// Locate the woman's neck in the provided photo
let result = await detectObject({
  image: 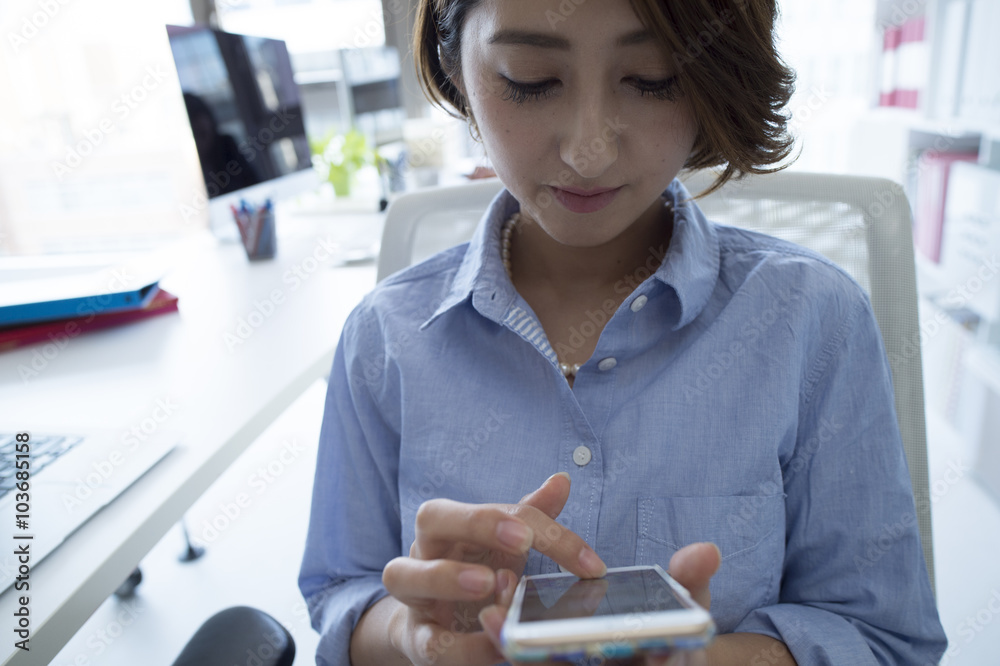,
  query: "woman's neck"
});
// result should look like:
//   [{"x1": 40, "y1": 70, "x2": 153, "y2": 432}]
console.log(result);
[{"x1": 509, "y1": 198, "x2": 674, "y2": 299}]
